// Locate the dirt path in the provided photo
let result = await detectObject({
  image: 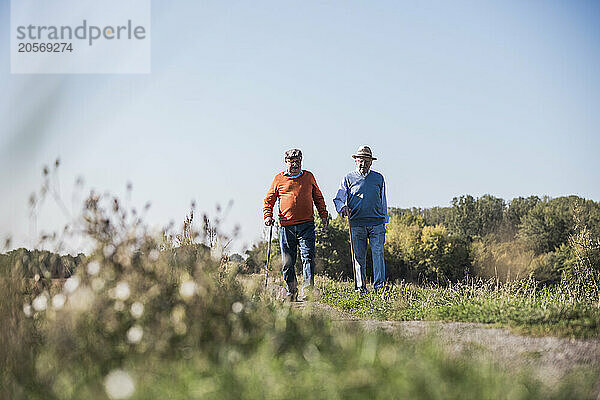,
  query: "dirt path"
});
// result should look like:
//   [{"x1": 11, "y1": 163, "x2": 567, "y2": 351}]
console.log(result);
[{"x1": 264, "y1": 281, "x2": 600, "y2": 391}]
